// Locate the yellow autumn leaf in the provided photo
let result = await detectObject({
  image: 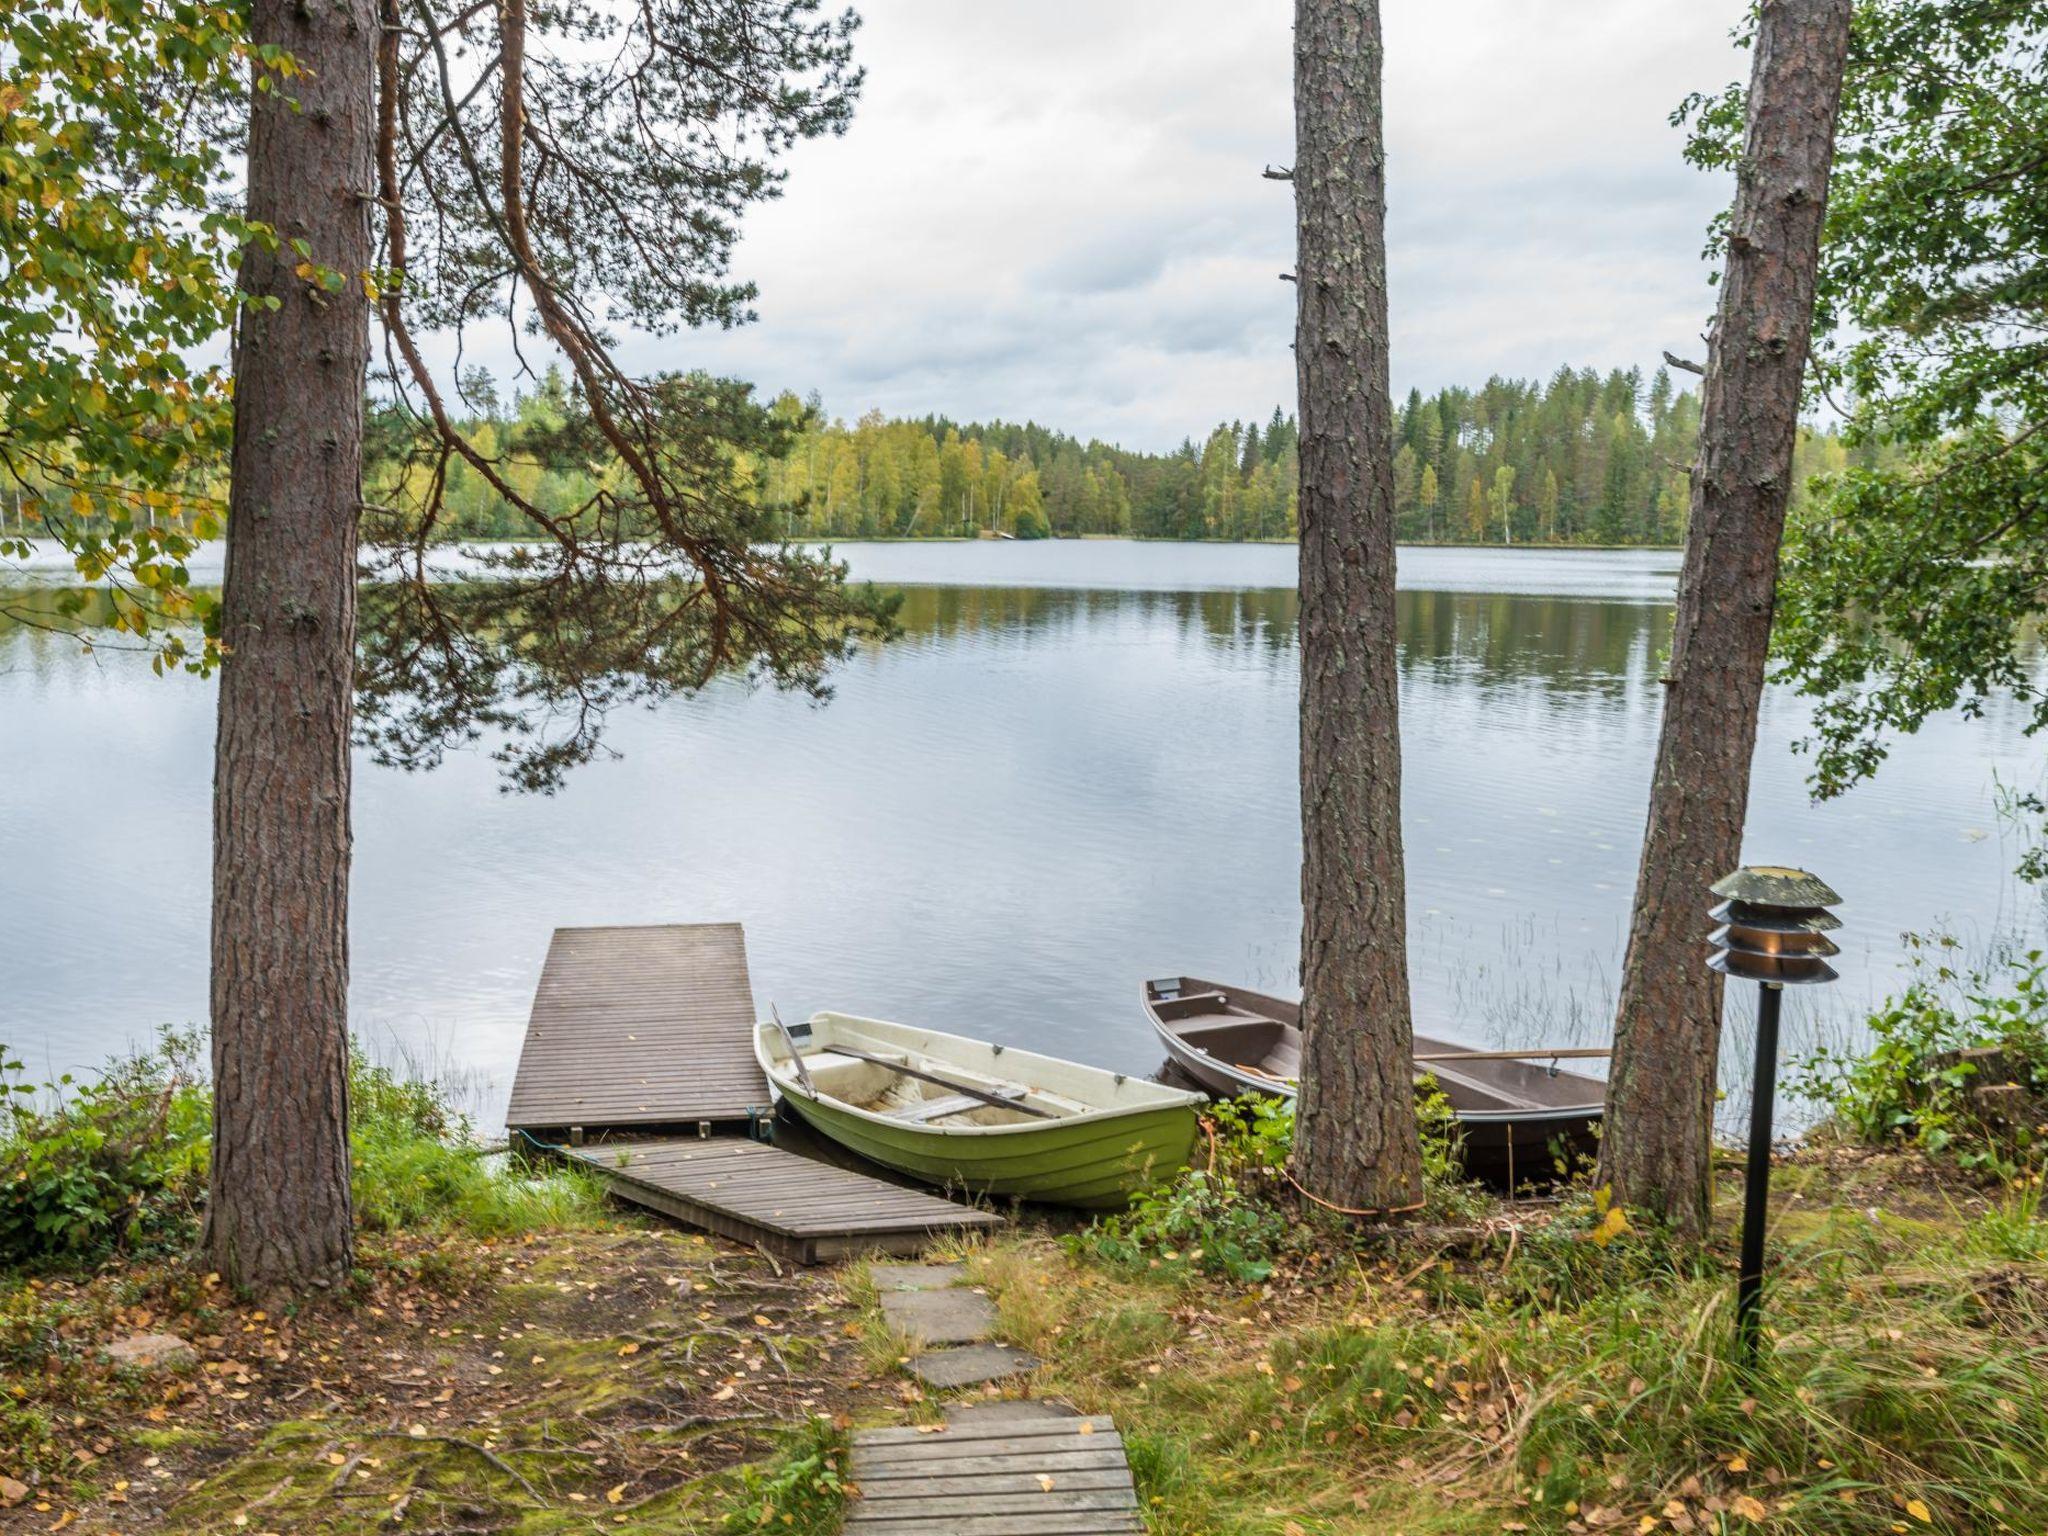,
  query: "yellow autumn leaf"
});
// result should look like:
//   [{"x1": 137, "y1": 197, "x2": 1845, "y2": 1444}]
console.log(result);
[
  {"x1": 1904, "y1": 1499, "x2": 1932, "y2": 1523},
  {"x1": 605, "y1": 1483, "x2": 626, "y2": 1505},
  {"x1": 1731, "y1": 1493, "x2": 1769, "y2": 1521},
  {"x1": 1589, "y1": 1203, "x2": 1631, "y2": 1248}
]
